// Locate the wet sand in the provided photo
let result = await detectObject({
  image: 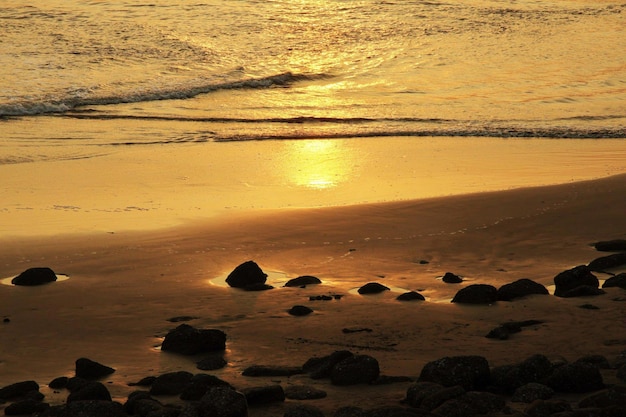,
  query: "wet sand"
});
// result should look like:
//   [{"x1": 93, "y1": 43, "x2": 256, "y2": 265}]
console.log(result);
[{"x1": 1, "y1": 171, "x2": 625, "y2": 414}]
